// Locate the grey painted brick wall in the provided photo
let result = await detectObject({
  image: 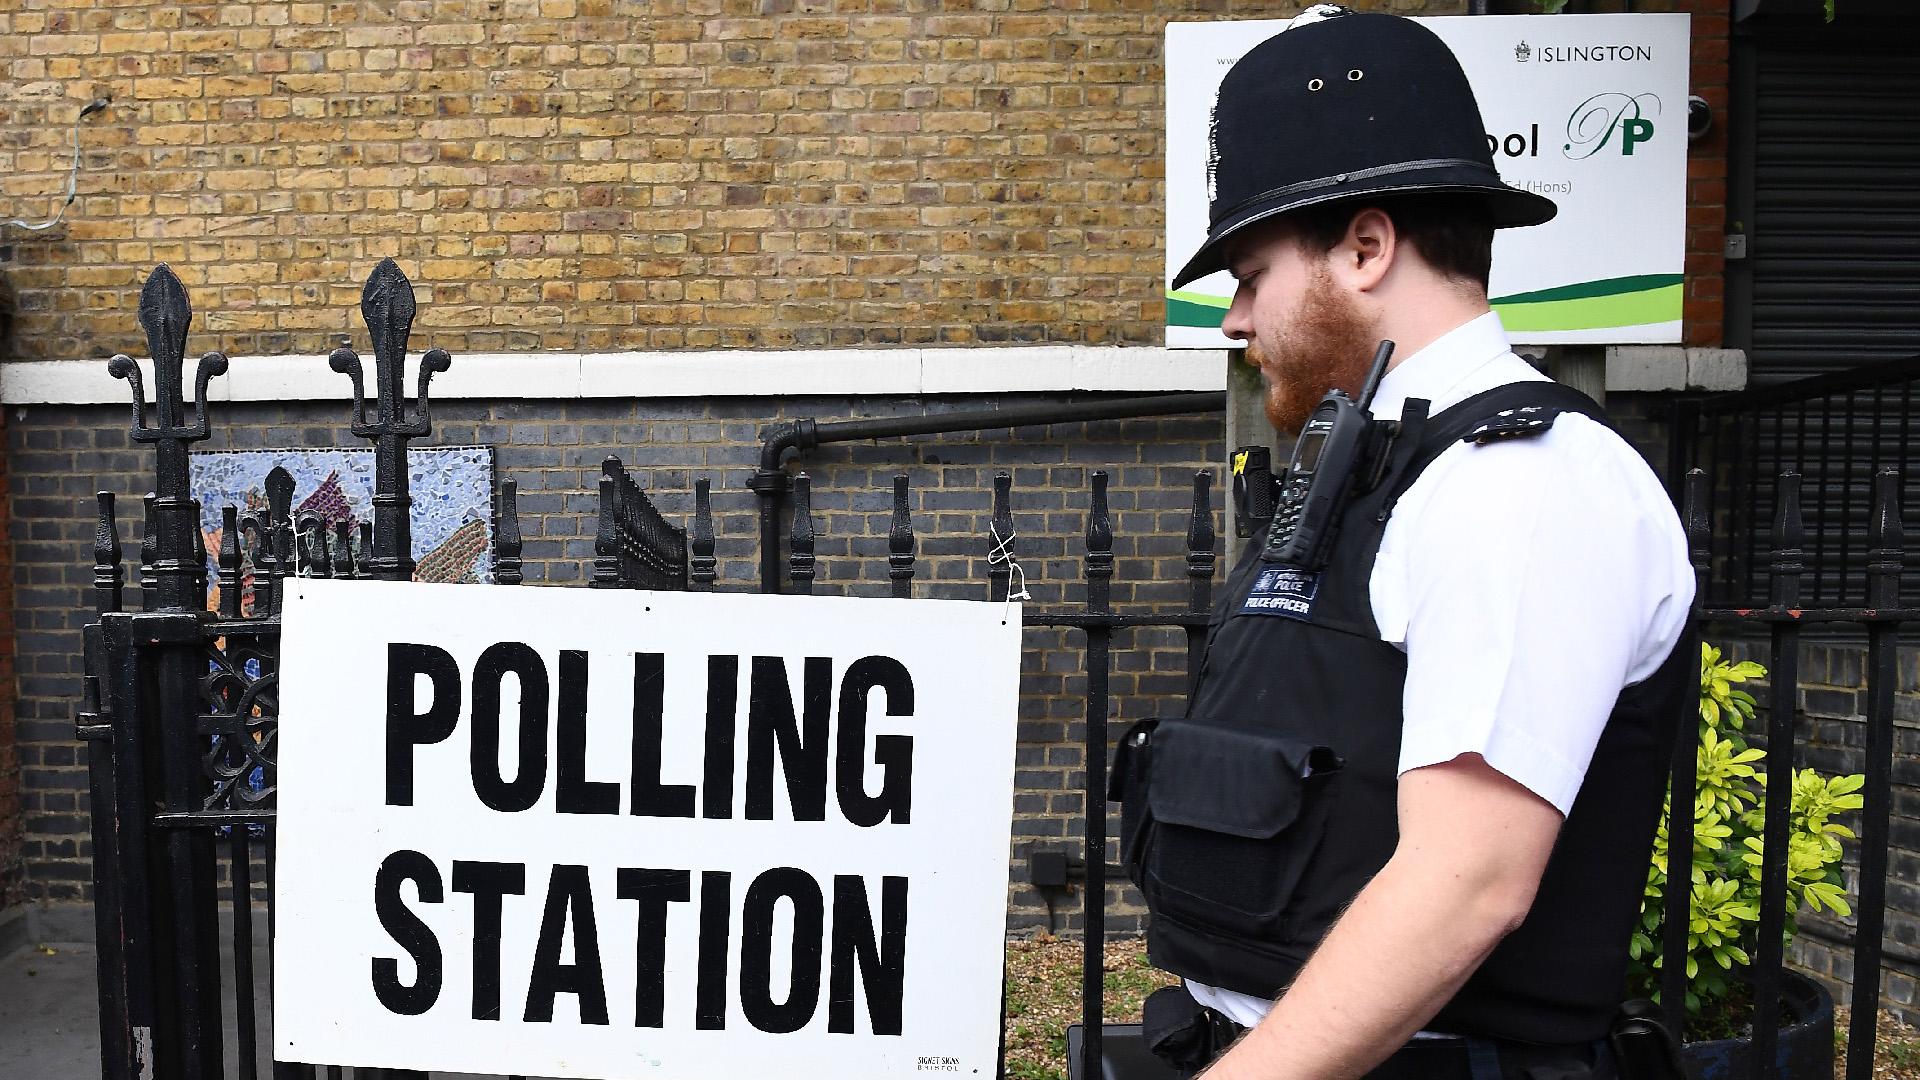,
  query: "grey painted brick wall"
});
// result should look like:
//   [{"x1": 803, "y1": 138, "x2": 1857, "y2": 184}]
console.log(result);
[
  {"x1": 7, "y1": 393, "x2": 1224, "y2": 938},
  {"x1": 23, "y1": 389, "x2": 1918, "y2": 1019}
]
